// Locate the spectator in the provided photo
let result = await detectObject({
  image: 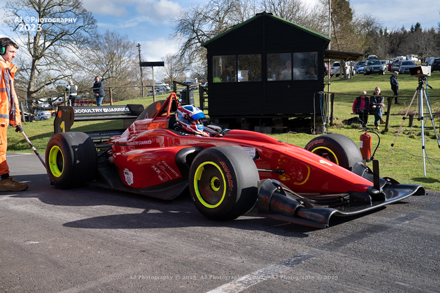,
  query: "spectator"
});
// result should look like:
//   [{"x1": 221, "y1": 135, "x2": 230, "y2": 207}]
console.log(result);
[
  {"x1": 93, "y1": 76, "x2": 105, "y2": 106},
  {"x1": 220, "y1": 64, "x2": 235, "y2": 82},
  {"x1": 390, "y1": 71, "x2": 400, "y2": 104},
  {"x1": 0, "y1": 37, "x2": 28, "y2": 191},
  {"x1": 66, "y1": 80, "x2": 77, "y2": 107},
  {"x1": 352, "y1": 91, "x2": 370, "y2": 127},
  {"x1": 370, "y1": 87, "x2": 386, "y2": 130}
]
